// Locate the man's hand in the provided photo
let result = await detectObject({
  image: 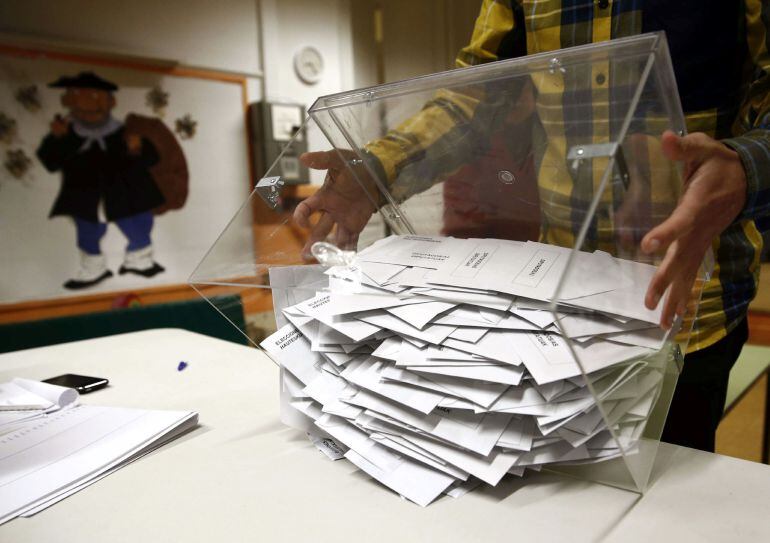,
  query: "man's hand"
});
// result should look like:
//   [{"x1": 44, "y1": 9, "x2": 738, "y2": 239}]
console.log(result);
[
  {"x1": 50, "y1": 114, "x2": 69, "y2": 137},
  {"x1": 293, "y1": 150, "x2": 379, "y2": 259},
  {"x1": 126, "y1": 133, "x2": 142, "y2": 155},
  {"x1": 642, "y1": 130, "x2": 747, "y2": 329}
]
